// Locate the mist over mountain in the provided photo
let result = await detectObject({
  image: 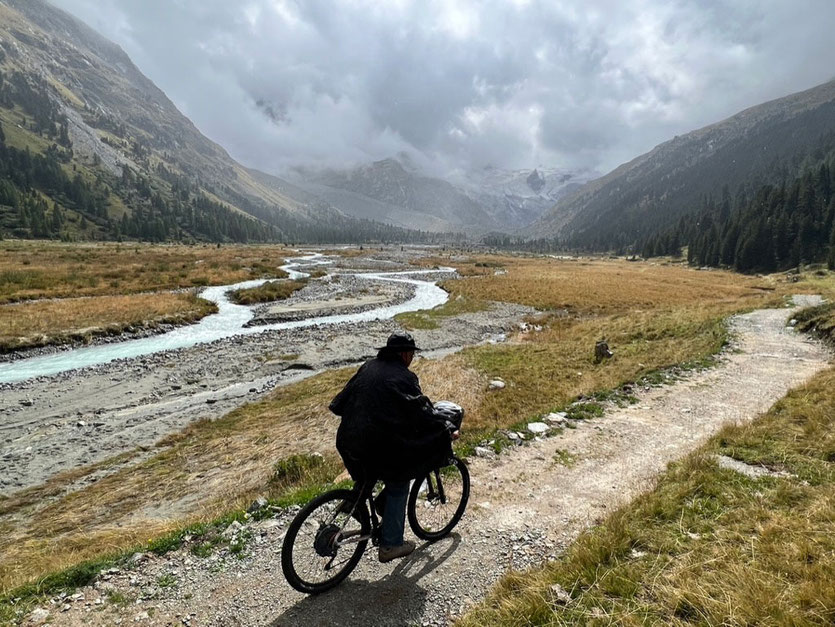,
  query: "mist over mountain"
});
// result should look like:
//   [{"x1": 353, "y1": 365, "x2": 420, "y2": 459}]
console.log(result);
[
  {"x1": 531, "y1": 78, "x2": 835, "y2": 252},
  {"x1": 3, "y1": 0, "x2": 835, "y2": 249},
  {"x1": 290, "y1": 158, "x2": 596, "y2": 234}
]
